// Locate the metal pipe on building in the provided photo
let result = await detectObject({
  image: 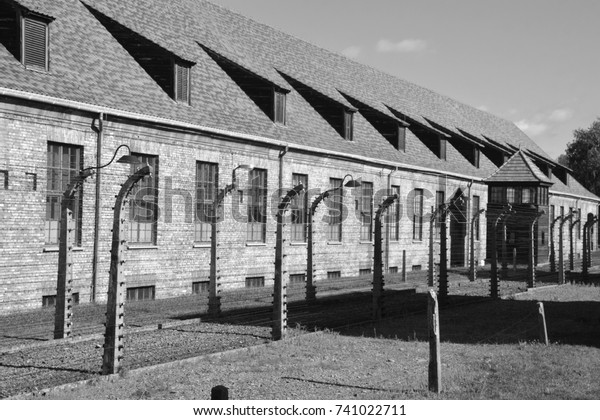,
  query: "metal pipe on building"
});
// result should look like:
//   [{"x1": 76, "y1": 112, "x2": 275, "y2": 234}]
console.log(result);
[{"x1": 90, "y1": 112, "x2": 104, "y2": 303}]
